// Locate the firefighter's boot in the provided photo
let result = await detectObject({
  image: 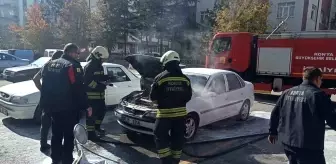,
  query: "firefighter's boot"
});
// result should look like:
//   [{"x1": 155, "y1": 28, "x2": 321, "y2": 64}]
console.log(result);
[
  {"x1": 96, "y1": 128, "x2": 105, "y2": 136},
  {"x1": 88, "y1": 131, "x2": 100, "y2": 141}
]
